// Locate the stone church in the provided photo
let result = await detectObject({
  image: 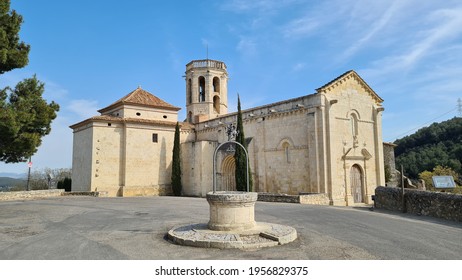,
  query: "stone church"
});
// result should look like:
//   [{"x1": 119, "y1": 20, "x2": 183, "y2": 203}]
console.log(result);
[{"x1": 70, "y1": 59, "x2": 385, "y2": 206}]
